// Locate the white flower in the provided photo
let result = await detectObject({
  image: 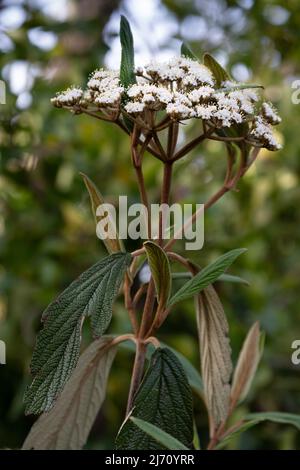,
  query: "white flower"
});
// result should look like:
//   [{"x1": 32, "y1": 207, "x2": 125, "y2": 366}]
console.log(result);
[
  {"x1": 250, "y1": 117, "x2": 281, "y2": 150},
  {"x1": 124, "y1": 101, "x2": 145, "y2": 114},
  {"x1": 195, "y1": 104, "x2": 216, "y2": 119},
  {"x1": 51, "y1": 87, "x2": 83, "y2": 107},
  {"x1": 261, "y1": 102, "x2": 281, "y2": 125}
]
